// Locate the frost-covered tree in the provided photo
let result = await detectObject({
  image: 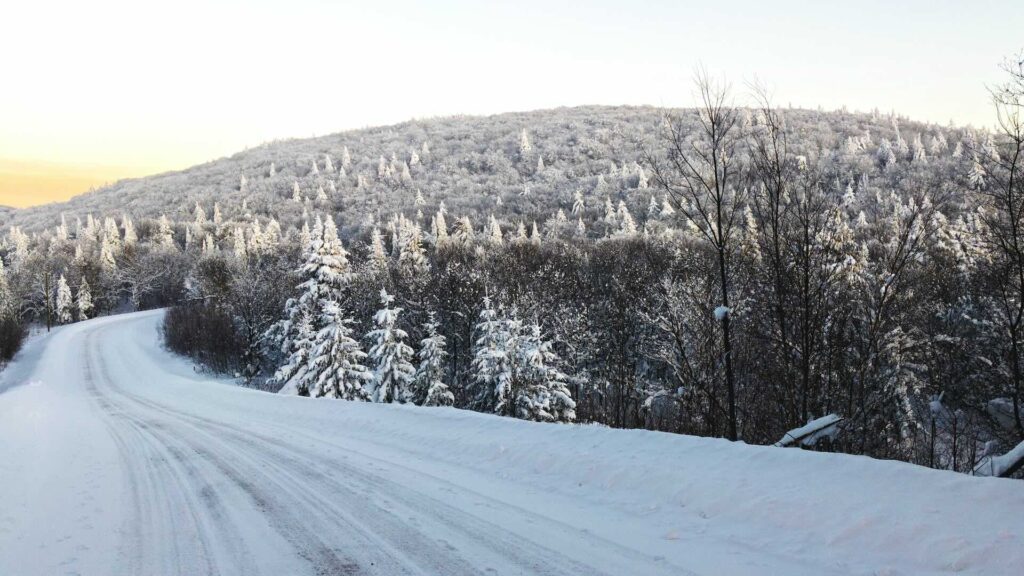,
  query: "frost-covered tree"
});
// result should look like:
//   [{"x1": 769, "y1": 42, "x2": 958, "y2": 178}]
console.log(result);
[
  {"x1": 366, "y1": 289, "x2": 415, "y2": 403},
  {"x1": 487, "y1": 214, "x2": 504, "y2": 245},
  {"x1": 76, "y1": 278, "x2": 93, "y2": 321},
  {"x1": 368, "y1": 227, "x2": 389, "y2": 271},
  {"x1": 514, "y1": 324, "x2": 577, "y2": 422},
  {"x1": 55, "y1": 274, "x2": 73, "y2": 324},
  {"x1": 519, "y1": 128, "x2": 532, "y2": 156},
  {"x1": 122, "y1": 216, "x2": 137, "y2": 247},
  {"x1": 269, "y1": 216, "x2": 354, "y2": 393},
  {"x1": 411, "y1": 314, "x2": 454, "y2": 406},
  {"x1": 572, "y1": 189, "x2": 585, "y2": 215},
  {"x1": 154, "y1": 215, "x2": 175, "y2": 249},
  {"x1": 194, "y1": 202, "x2": 207, "y2": 227},
  {"x1": 308, "y1": 303, "x2": 372, "y2": 399},
  {"x1": 272, "y1": 308, "x2": 318, "y2": 395},
  {"x1": 470, "y1": 296, "x2": 516, "y2": 413},
  {"x1": 397, "y1": 220, "x2": 430, "y2": 278}
]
